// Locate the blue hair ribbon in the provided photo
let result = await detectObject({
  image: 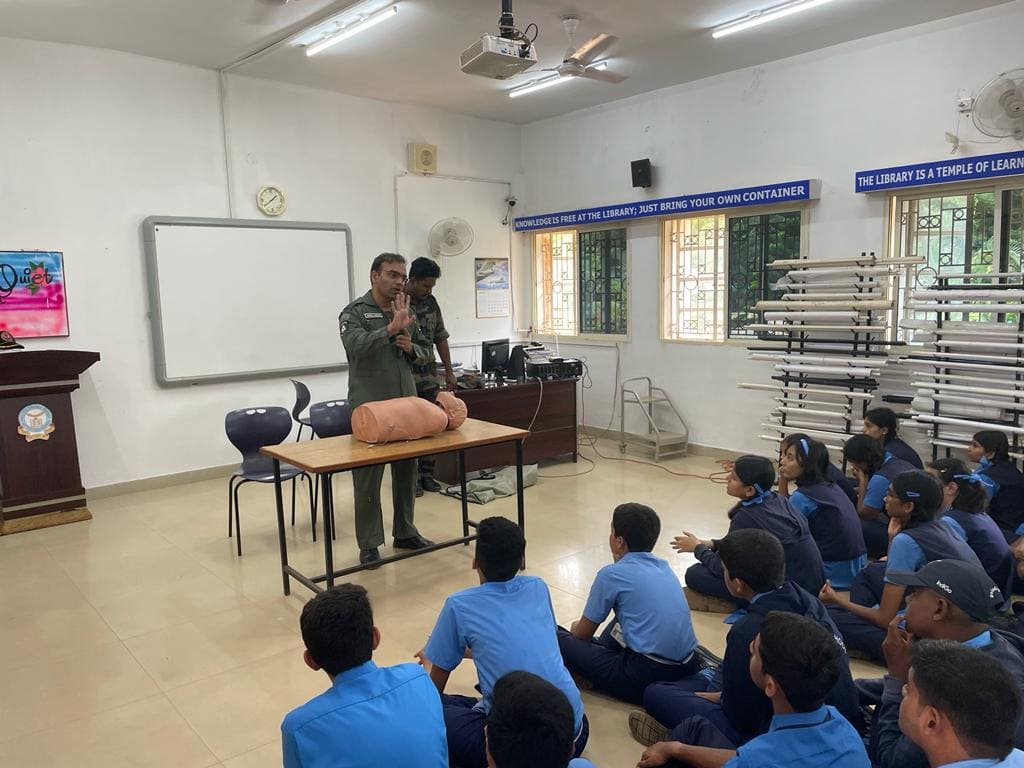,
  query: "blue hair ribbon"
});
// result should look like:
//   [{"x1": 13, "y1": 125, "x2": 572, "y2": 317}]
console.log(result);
[
  {"x1": 953, "y1": 472, "x2": 995, "y2": 490},
  {"x1": 799, "y1": 438, "x2": 809, "y2": 456}
]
